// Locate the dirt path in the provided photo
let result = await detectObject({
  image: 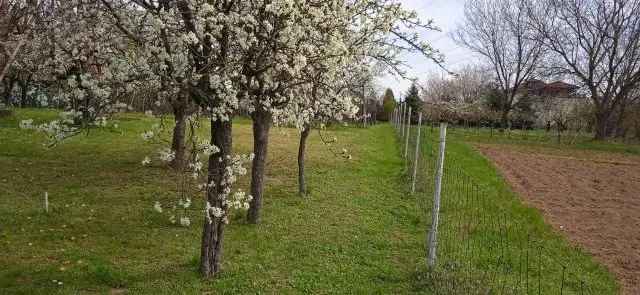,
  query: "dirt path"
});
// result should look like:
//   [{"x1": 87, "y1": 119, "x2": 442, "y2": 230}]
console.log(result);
[{"x1": 475, "y1": 144, "x2": 640, "y2": 295}]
